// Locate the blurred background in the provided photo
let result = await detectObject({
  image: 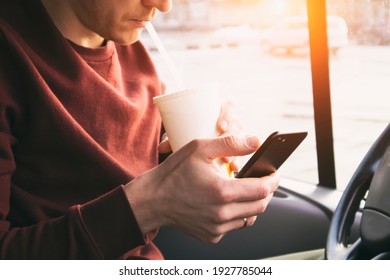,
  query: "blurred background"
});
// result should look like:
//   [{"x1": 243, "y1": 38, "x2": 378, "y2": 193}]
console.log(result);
[
  {"x1": 142, "y1": 0, "x2": 390, "y2": 190},
  {"x1": 152, "y1": 0, "x2": 389, "y2": 45}
]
